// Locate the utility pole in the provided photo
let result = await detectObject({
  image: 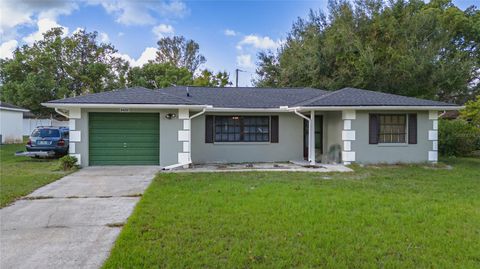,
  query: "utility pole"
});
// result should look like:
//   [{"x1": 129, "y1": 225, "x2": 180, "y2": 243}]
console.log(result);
[{"x1": 235, "y1": 68, "x2": 245, "y2": 87}]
